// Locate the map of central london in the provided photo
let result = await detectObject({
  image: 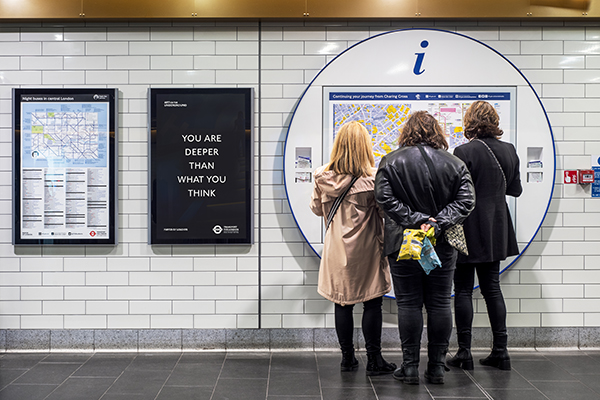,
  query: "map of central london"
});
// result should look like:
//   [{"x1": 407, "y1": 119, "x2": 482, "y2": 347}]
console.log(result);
[
  {"x1": 333, "y1": 102, "x2": 476, "y2": 166},
  {"x1": 31, "y1": 111, "x2": 99, "y2": 159},
  {"x1": 22, "y1": 102, "x2": 109, "y2": 168}
]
